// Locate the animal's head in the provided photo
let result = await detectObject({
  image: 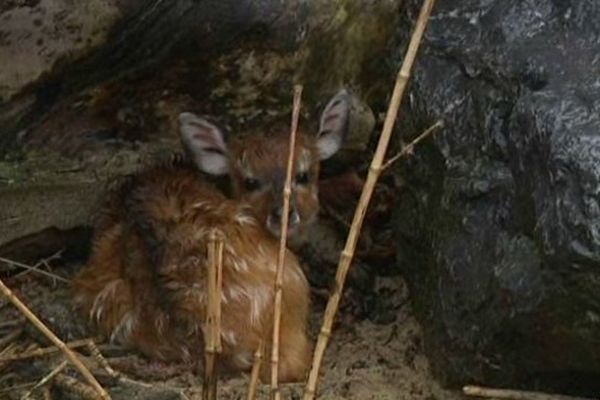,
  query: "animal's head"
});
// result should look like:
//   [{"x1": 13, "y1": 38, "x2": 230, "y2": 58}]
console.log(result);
[{"x1": 178, "y1": 90, "x2": 351, "y2": 238}]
